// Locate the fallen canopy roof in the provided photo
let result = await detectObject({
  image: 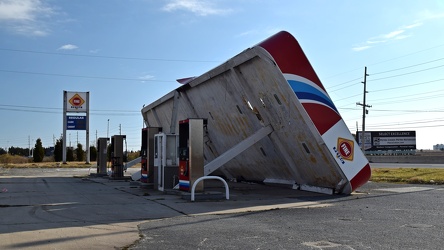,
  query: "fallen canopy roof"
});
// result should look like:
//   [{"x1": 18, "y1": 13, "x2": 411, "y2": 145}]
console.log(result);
[{"x1": 142, "y1": 31, "x2": 371, "y2": 194}]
